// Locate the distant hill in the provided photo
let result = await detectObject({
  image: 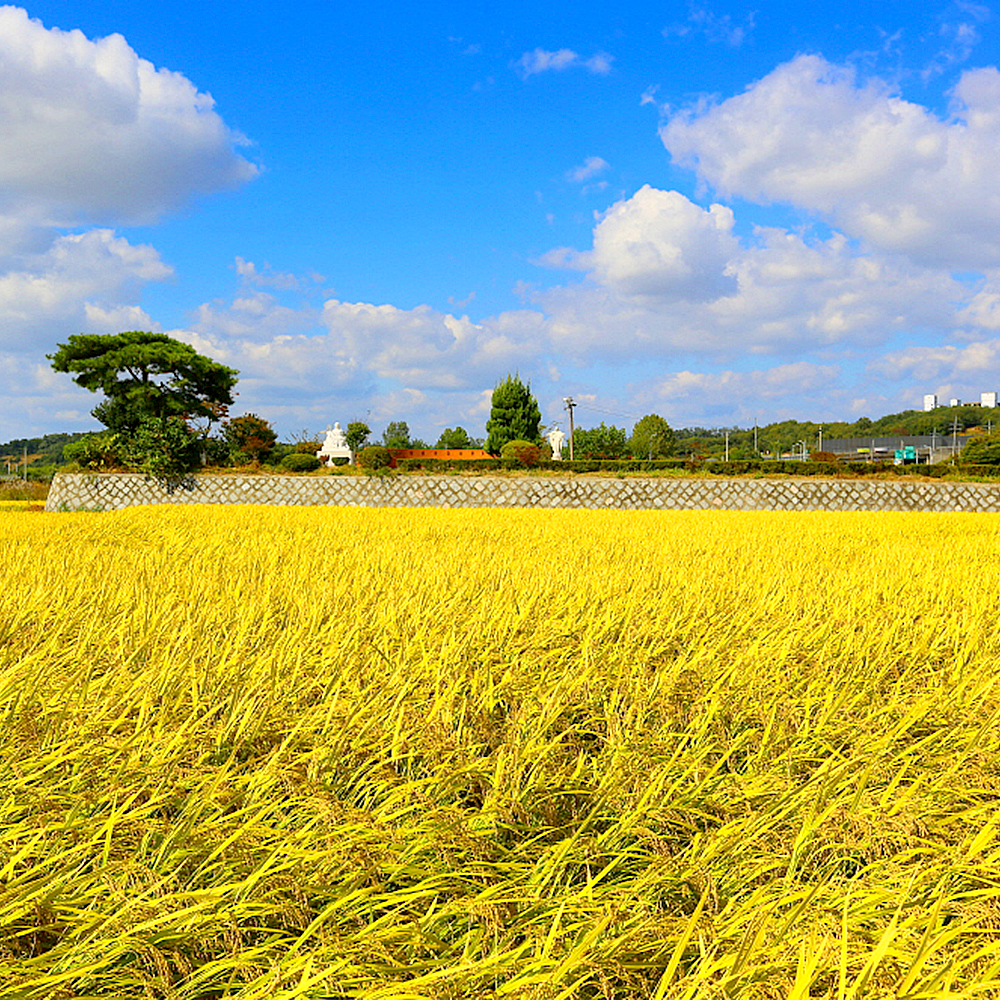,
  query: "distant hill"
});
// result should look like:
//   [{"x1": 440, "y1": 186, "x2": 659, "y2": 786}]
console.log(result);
[
  {"x1": 0, "y1": 431, "x2": 92, "y2": 467},
  {"x1": 667, "y1": 405, "x2": 998, "y2": 459}
]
